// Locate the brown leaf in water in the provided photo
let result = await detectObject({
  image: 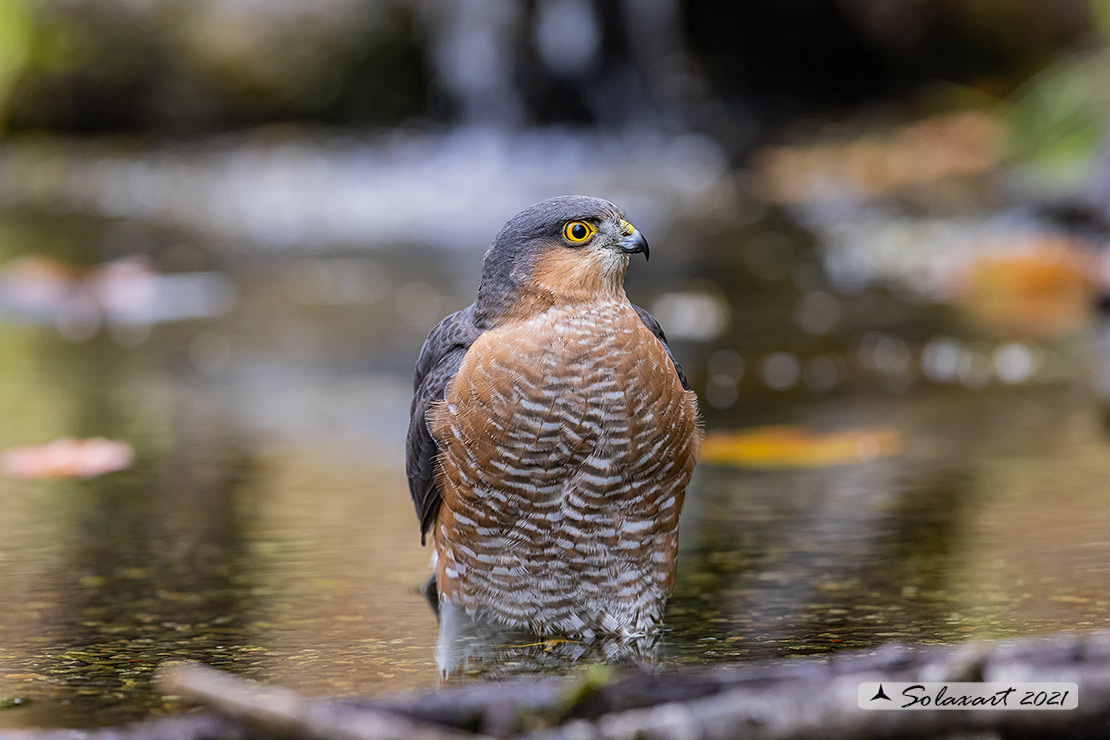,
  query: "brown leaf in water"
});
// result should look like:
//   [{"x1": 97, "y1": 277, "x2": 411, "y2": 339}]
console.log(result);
[
  {"x1": 700, "y1": 426, "x2": 901, "y2": 468},
  {"x1": 2, "y1": 438, "x2": 135, "y2": 479},
  {"x1": 954, "y1": 240, "x2": 1097, "y2": 338}
]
